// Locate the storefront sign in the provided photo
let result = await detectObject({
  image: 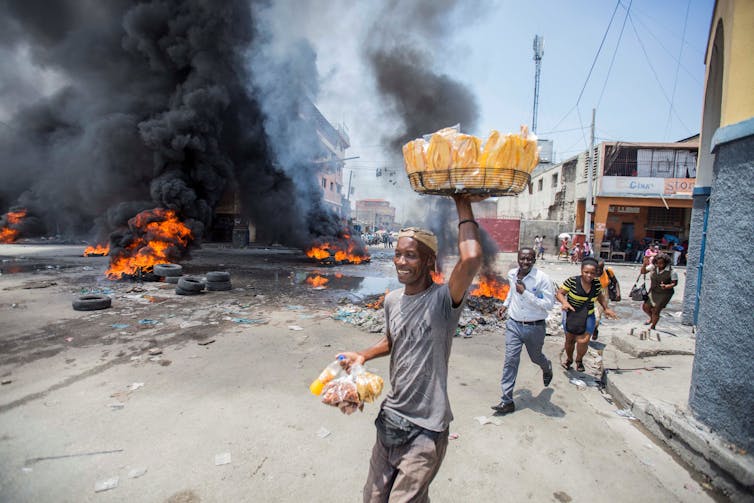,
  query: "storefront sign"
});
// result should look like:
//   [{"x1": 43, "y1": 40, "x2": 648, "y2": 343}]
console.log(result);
[
  {"x1": 595, "y1": 222, "x2": 606, "y2": 231},
  {"x1": 663, "y1": 178, "x2": 695, "y2": 194},
  {"x1": 600, "y1": 176, "x2": 695, "y2": 197},
  {"x1": 608, "y1": 206, "x2": 640, "y2": 213},
  {"x1": 600, "y1": 176, "x2": 663, "y2": 195}
]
